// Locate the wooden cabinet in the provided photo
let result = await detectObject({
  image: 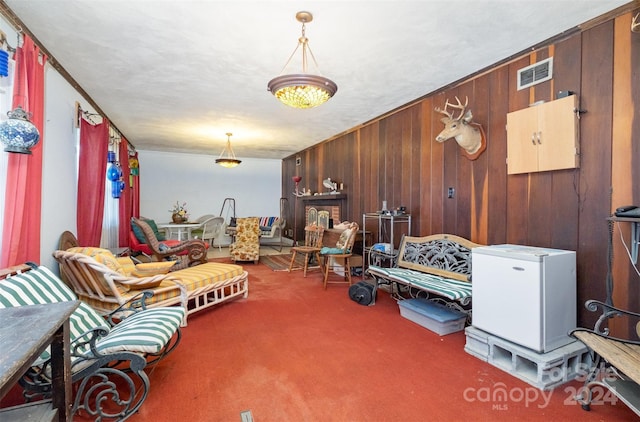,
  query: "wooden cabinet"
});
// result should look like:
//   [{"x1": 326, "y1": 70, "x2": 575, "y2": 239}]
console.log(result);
[{"x1": 506, "y1": 95, "x2": 579, "y2": 175}]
